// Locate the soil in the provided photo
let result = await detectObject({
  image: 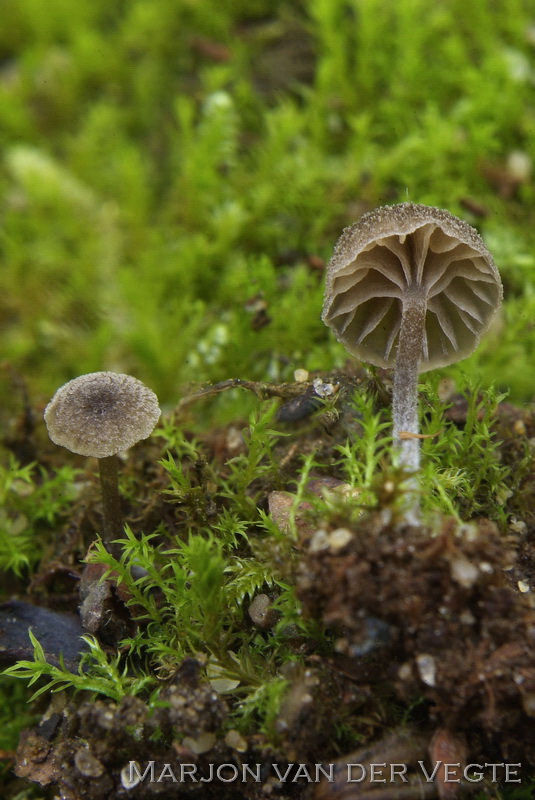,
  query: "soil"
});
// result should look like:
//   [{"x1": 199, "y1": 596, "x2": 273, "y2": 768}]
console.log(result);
[{"x1": 2, "y1": 369, "x2": 535, "y2": 800}]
